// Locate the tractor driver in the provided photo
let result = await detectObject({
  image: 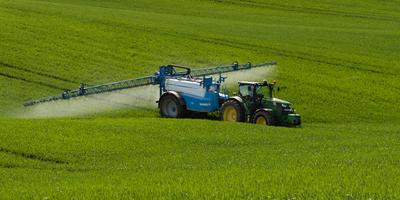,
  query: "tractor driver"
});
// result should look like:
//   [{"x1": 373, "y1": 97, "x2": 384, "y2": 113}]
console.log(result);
[
  {"x1": 79, "y1": 83, "x2": 86, "y2": 95},
  {"x1": 239, "y1": 84, "x2": 254, "y2": 98}
]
